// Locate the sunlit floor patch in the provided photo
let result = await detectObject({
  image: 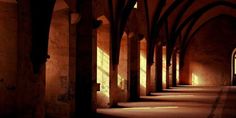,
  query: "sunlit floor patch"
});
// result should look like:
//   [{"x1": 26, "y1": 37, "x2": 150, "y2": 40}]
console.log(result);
[
  {"x1": 96, "y1": 86, "x2": 232, "y2": 118},
  {"x1": 121, "y1": 106, "x2": 179, "y2": 110}
]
